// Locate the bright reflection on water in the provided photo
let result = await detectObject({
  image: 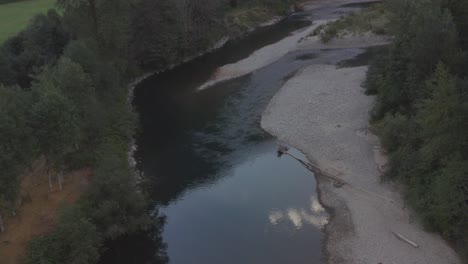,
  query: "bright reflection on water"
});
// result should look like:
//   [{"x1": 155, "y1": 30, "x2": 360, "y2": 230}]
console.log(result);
[
  {"x1": 269, "y1": 198, "x2": 328, "y2": 229},
  {"x1": 161, "y1": 142, "x2": 328, "y2": 264}
]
